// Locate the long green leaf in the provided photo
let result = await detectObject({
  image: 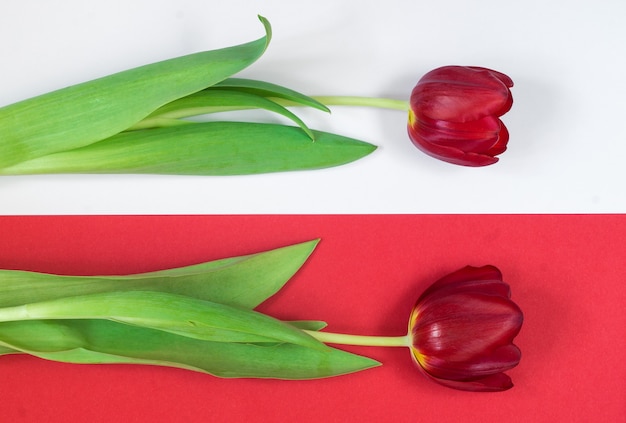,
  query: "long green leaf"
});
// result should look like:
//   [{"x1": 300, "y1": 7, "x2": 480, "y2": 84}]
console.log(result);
[
  {"x1": 133, "y1": 89, "x2": 315, "y2": 139},
  {"x1": 0, "y1": 291, "x2": 326, "y2": 349},
  {"x1": 0, "y1": 16, "x2": 272, "y2": 168},
  {"x1": 0, "y1": 122, "x2": 376, "y2": 175},
  {"x1": 212, "y1": 77, "x2": 330, "y2": 112},
  {"x1": 0, "y1": 319, "x2": 327, "y2": 355},
  {"x1": 0, "y1": 319, "x2": 380, "y2": 379},
  {"x1": 0, "y1": 240, "x2": 318, "y2": 309}
]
